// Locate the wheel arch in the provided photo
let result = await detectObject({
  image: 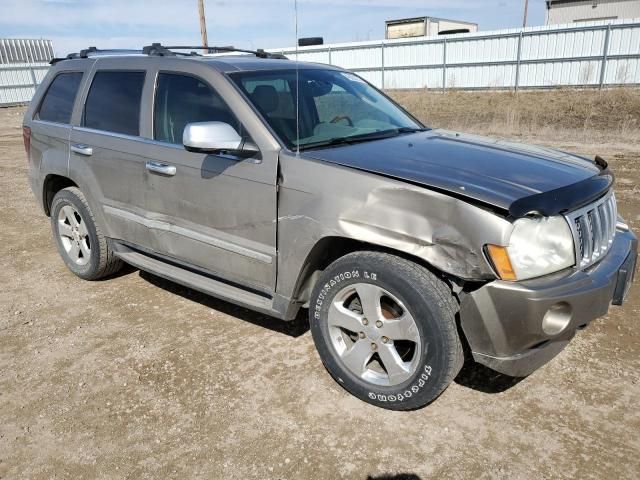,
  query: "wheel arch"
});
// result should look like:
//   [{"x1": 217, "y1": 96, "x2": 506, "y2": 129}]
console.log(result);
[
  {"x1": 289, "y1": 235, "x2": 463, "y2": 306},
  {"x1": 42, "y1": 174, "x2": 78, "y2": 216}
]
